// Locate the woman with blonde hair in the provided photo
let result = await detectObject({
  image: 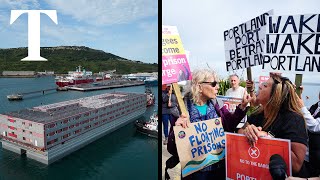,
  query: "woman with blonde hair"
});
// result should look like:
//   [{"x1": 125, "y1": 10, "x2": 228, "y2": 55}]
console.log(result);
[
  {"x1": 239, "y1": 73, "x2": 308, "y2": 177},
  {"x1": 175, "y1": 69, "x2": 250, "y2": 180}
]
